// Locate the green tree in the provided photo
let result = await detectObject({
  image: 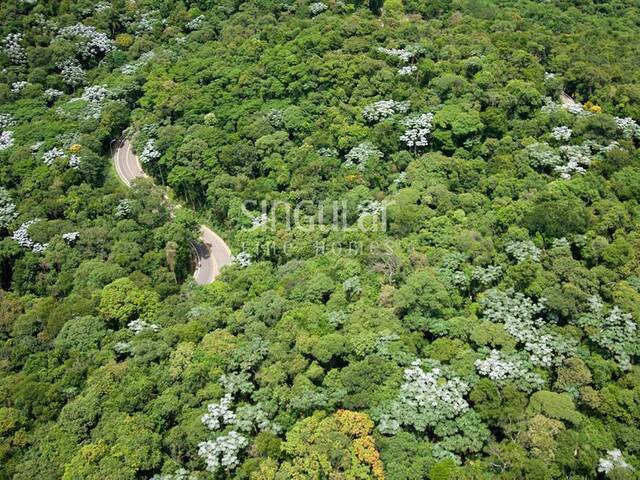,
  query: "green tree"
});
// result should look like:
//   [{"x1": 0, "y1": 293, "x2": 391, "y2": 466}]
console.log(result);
[{"x1": 98, "y1": 278, "x2": 160, "y2": 327}]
